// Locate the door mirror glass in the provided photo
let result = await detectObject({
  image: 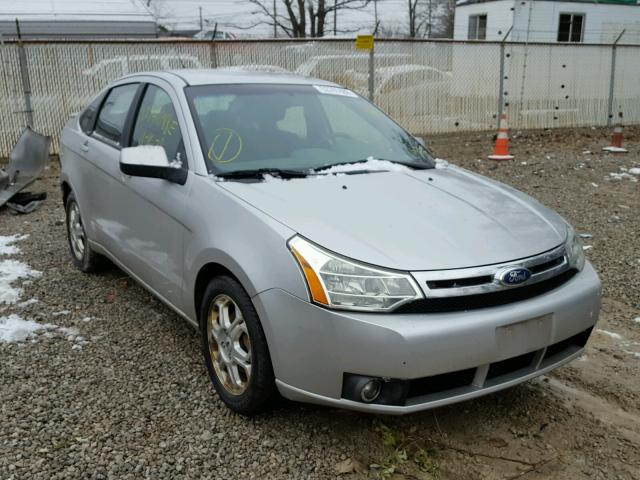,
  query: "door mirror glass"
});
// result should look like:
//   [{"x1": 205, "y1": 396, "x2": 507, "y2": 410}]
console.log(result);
[{"x1": 120, "y1": 146, "x2": 187, "y2": 185}]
